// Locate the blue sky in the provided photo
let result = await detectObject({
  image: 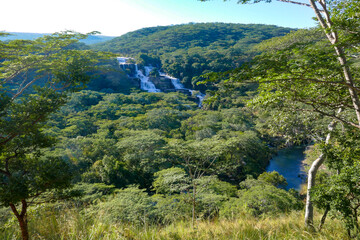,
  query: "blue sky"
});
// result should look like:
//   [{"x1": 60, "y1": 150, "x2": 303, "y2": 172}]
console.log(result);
[{"x1": 2, "y1": 0, "x2": 316, "y2": 36}]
